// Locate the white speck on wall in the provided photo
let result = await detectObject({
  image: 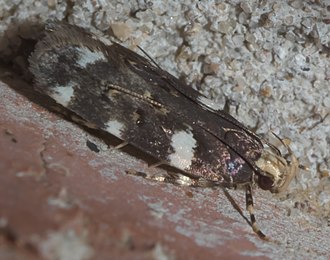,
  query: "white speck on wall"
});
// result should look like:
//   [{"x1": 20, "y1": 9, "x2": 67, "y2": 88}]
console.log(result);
[
  {"x1": 197, "y1": 96, "x2": 223, "y2": 111},
  {"x1": 76, "y1": 47, "x2": 107, "y2": 68},
  {"x1": 52, "y1": 83, "x2": 75, "y2": 106},
  {"x1": 105, "y1": 120, "x2": 124, "y2": 138},
  {"x1": 169, "y1": 129, "x2": 197, "y2": 170},
  {"x1": 40, "y1": 230, "x2": 93, "y2": 260}
]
